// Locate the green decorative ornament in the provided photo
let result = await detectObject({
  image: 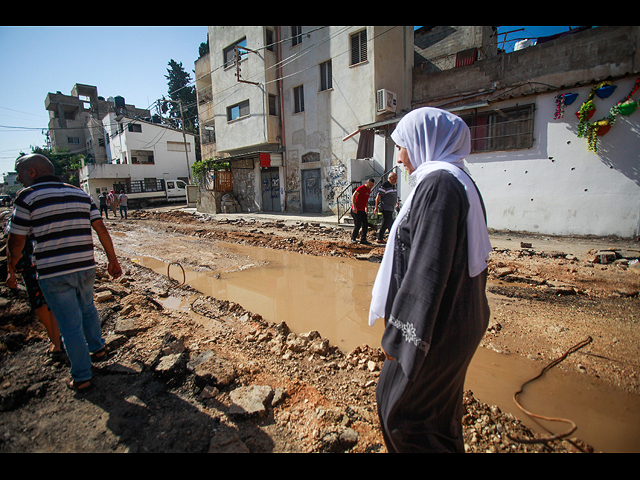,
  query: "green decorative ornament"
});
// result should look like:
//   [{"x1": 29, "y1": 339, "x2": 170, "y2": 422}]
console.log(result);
[{"x1": 618, "y1": 101, "x2": 638, "y2": 116}]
